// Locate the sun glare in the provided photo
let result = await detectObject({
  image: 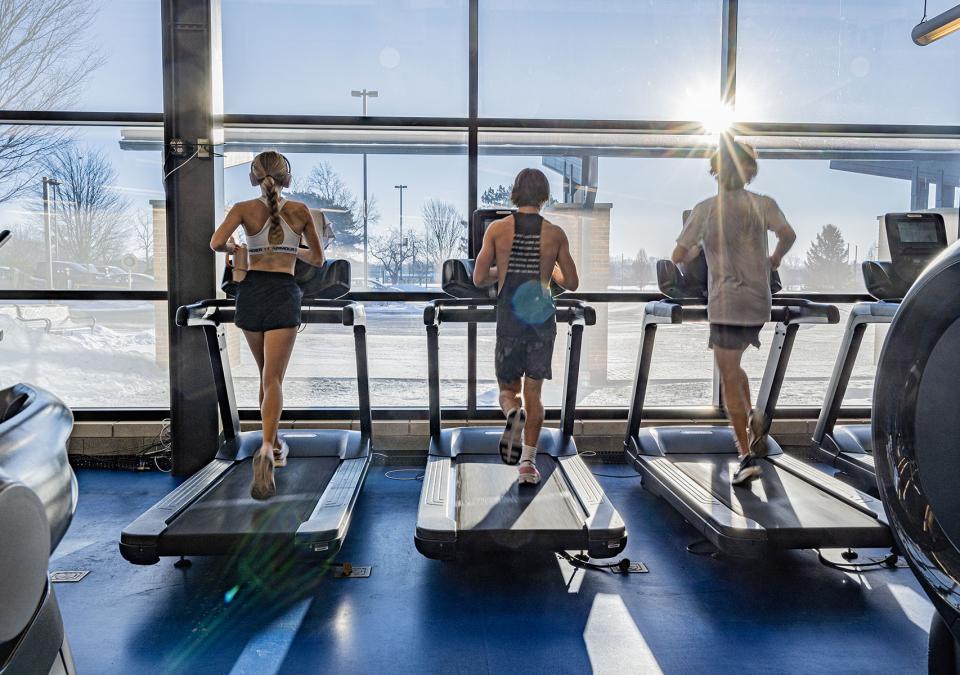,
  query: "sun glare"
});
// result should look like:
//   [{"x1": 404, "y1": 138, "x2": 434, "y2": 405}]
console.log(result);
[{"x1": 701, "y1": 101, "x2": 736, "y2": 136}]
